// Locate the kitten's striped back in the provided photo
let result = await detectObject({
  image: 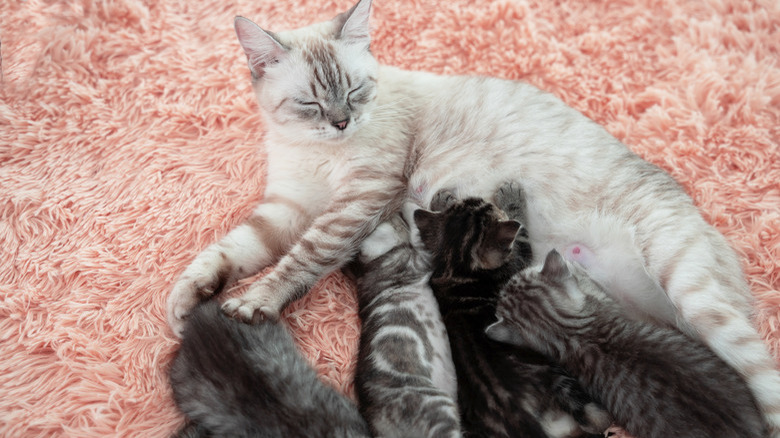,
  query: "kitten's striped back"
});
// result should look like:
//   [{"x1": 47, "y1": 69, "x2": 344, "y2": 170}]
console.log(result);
[
  {"x1": 415, "y1": 186, "x2": 611, "y2": 438},
  {"x1": 489, "y1": 251, "x2": 768, "y2": 438},
  {"x1": 352, "y1": 213, "x2": 461, "y2": 438}
]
